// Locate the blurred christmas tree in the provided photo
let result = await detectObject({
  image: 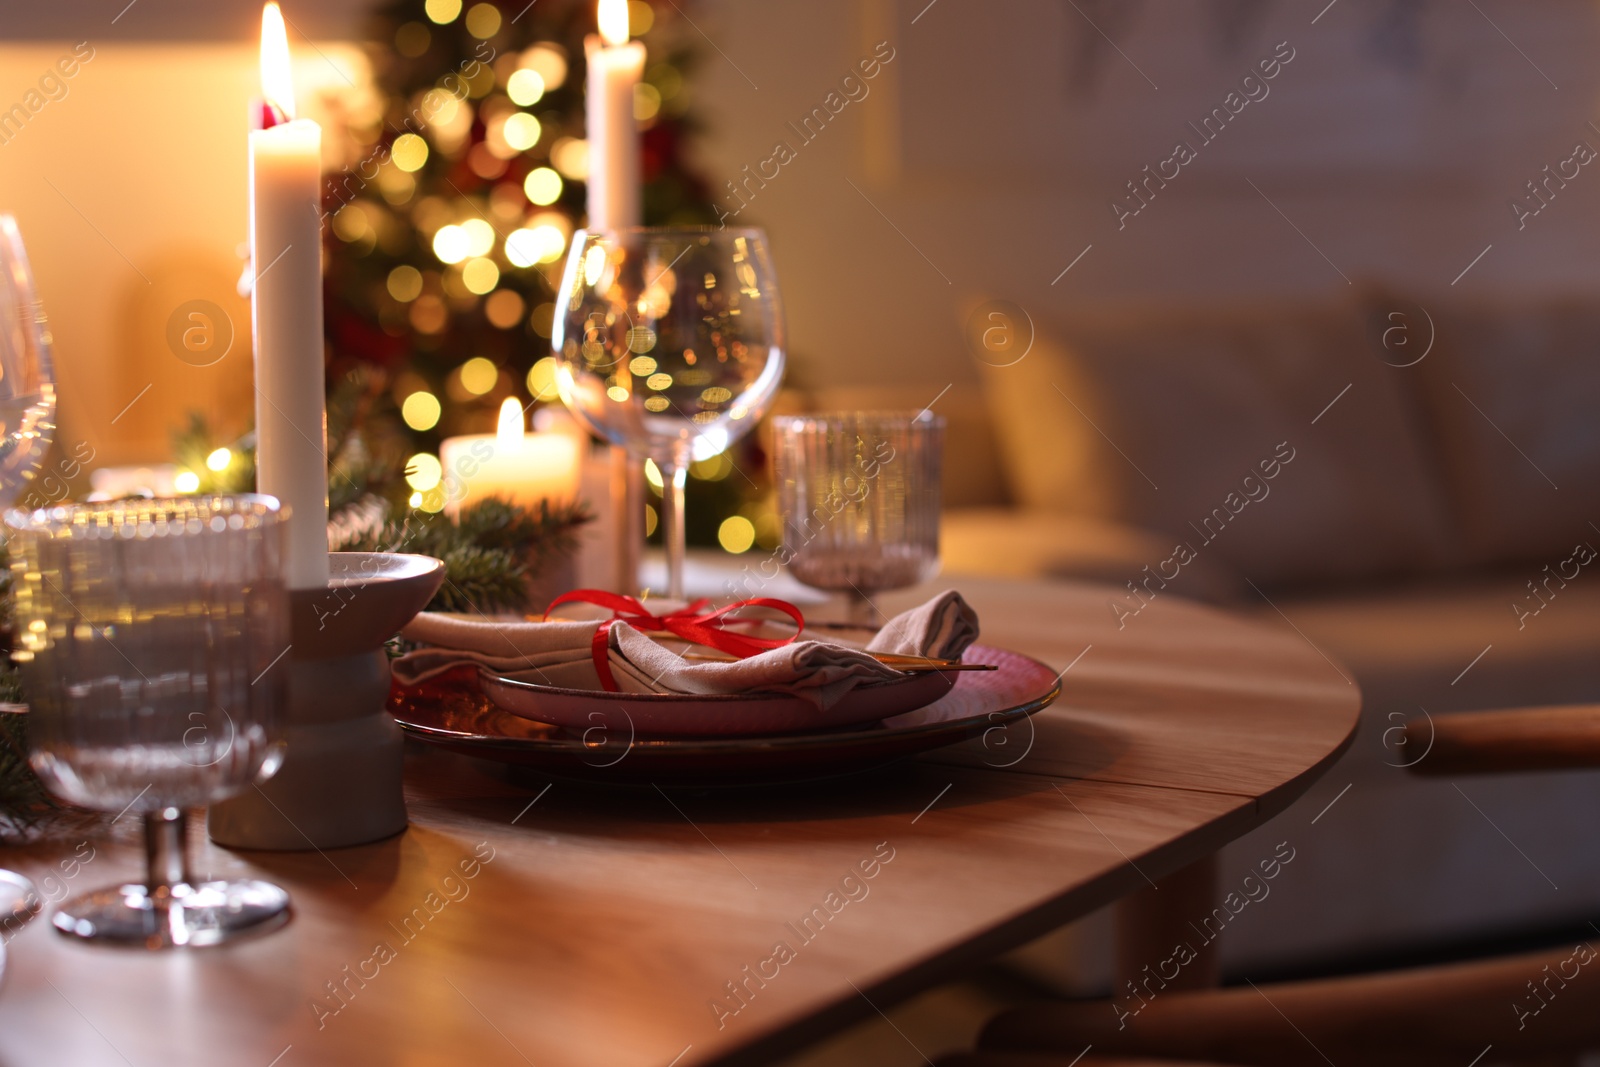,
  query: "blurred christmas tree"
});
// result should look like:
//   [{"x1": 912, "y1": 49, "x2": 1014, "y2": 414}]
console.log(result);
[{"x1": 318, "y1": 0, "x2": 762, "y2": 547}]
